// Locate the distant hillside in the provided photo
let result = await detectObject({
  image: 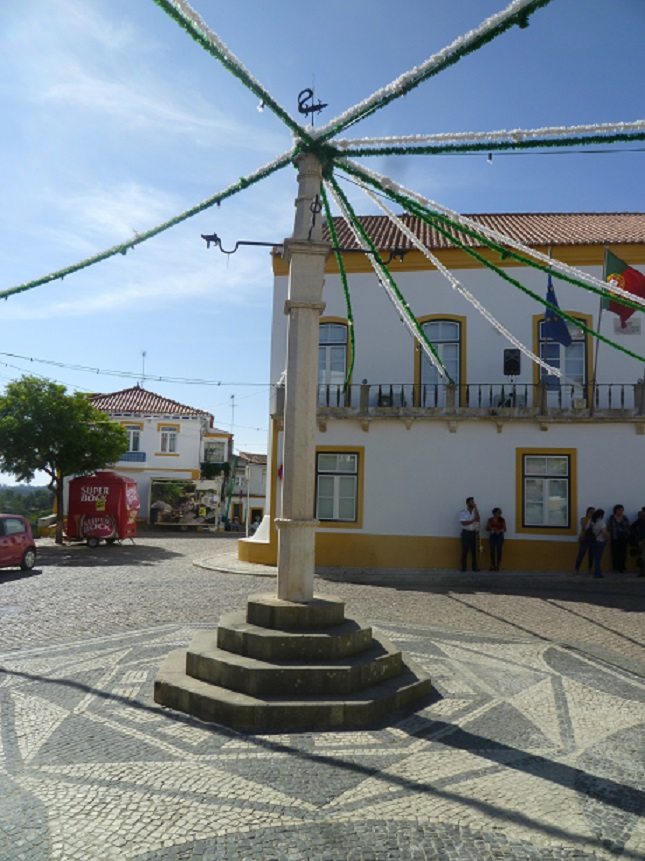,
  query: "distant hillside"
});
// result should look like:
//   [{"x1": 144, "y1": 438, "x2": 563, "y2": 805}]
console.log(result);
[
  {"x1": 0, "y1": 484, "x2": 50, "y2": 494},
  {"x1": 0, "y1": 486, "x2": 54, "y2": 525}
]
